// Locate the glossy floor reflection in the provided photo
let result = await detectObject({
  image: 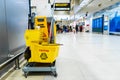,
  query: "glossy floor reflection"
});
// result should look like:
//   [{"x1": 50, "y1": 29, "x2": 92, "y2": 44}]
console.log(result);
[{"x1": 5, "y1": 32, "x2": 120, "y2": 80}]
